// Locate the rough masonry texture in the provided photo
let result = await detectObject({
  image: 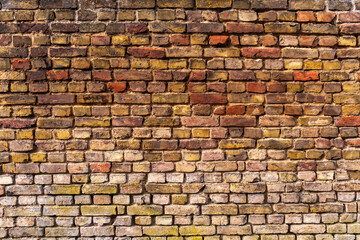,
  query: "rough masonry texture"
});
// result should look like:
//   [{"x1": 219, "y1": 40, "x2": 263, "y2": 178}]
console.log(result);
[{"x1": 2, "y1": 0, "x2": 360, "y2": 239}]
